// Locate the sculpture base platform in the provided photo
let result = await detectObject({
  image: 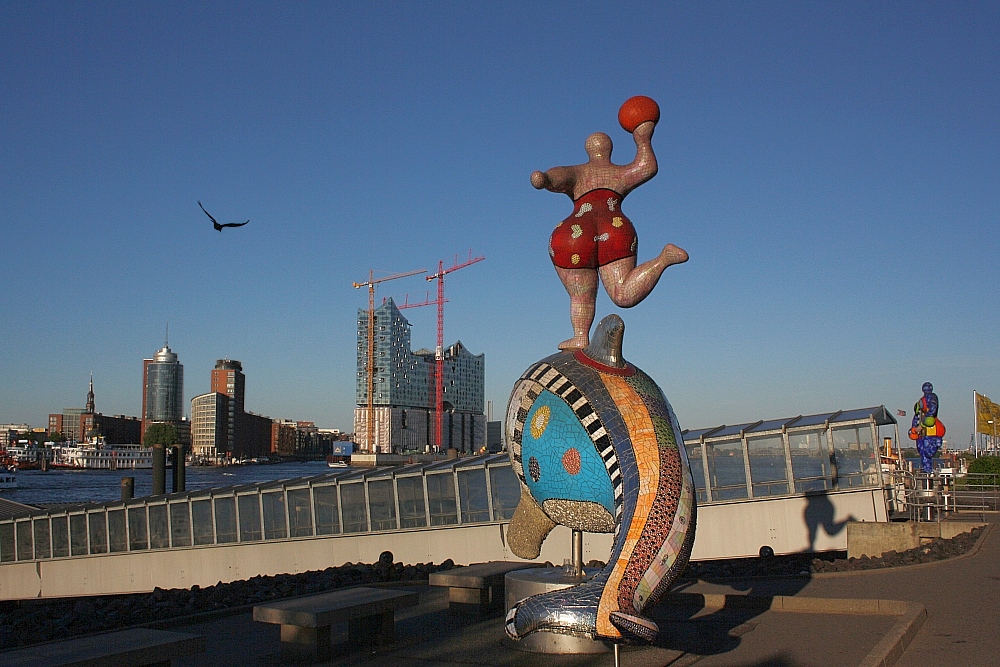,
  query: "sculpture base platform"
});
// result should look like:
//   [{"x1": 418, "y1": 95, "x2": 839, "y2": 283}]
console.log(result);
[{"x1": 504, "y1": 567, "x2": 610, "y2": 654}]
